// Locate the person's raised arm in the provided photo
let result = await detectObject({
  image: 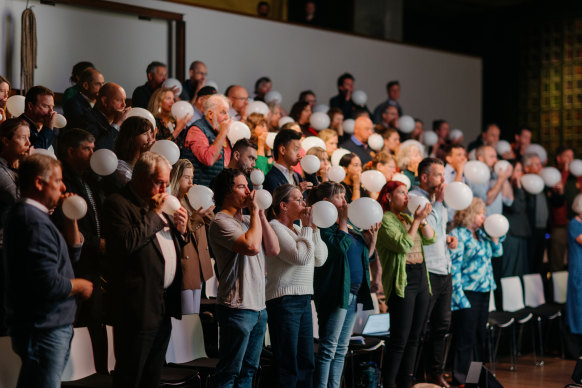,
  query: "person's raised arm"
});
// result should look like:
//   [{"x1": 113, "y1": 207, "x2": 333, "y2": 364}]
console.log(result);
[
  {"x1": 232, "y1": 191, "x2": 263, "y2": 256},
  {"x1": 208, "y1": 118, "x2": 232, "y2": 165},
  {"x1": 486, "y1": 165, "x2": 511, "y2": 205},
  {"x1": 259, "y1": 210, "x2": 280, "y2": 257}
]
